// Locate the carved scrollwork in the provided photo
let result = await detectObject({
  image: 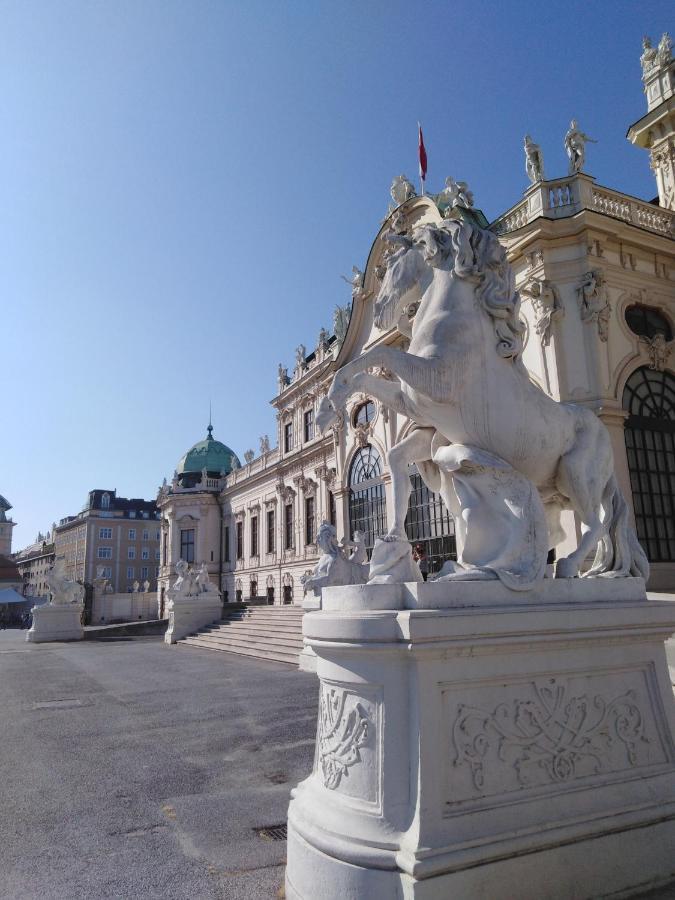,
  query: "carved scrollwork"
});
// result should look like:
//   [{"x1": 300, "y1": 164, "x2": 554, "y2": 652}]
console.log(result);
[
  {"x1": 452, "y1": 680, "x2": 648, "y2": 792},
  {"x1": 318, "y1": 686, "x2": 371, "y2": 790}
]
